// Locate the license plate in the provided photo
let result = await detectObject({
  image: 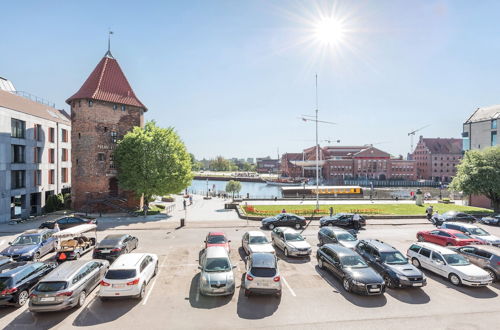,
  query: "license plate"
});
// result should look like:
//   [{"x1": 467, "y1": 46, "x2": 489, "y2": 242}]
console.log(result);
[
  {"x1": 101, "y1": 250, "x2": 110, "y2": 253},
  {"x1": 257, "y1": 282, "x2": 270, "y2": 287},
  {"x1": 40, "y1": 297, "x2": 55, "y2": 302},
  {"x1": 113, "y1": 284, "x2": 125, "y2": 288},
  {"x1": 413, "y1": 283, "x2": 423, "y2": 287},
  {"x1": 369, "y1": 288, "x2": 380, "y2": 292}
]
